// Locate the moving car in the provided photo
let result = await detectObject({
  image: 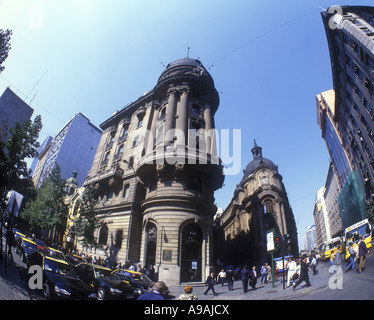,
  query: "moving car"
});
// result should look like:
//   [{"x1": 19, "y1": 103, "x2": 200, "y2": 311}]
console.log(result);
[
  {"x1": 27, "y1": 251, "x2": 95, "y2": 300},
  {"x1": 15, "y1": 237, "x2": 38, "y2": 263},
  {"x1": 112, "y1": 269, "x2": 155, "y2": 295},
  {"x1": 74, "y1": 263, "x2": 140, "y2": 300}
]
